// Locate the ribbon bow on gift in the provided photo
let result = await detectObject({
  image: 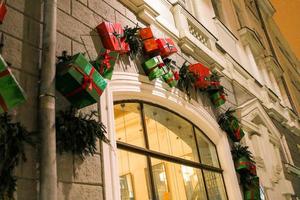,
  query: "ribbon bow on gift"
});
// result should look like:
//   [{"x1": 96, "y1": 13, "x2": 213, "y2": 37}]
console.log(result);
[
  {"x1": 65, "y1": 65, "x2": 103, "y2": 98},
  {"x1": 0, "y1": 69, "x2": 9, "y2": 112}
]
